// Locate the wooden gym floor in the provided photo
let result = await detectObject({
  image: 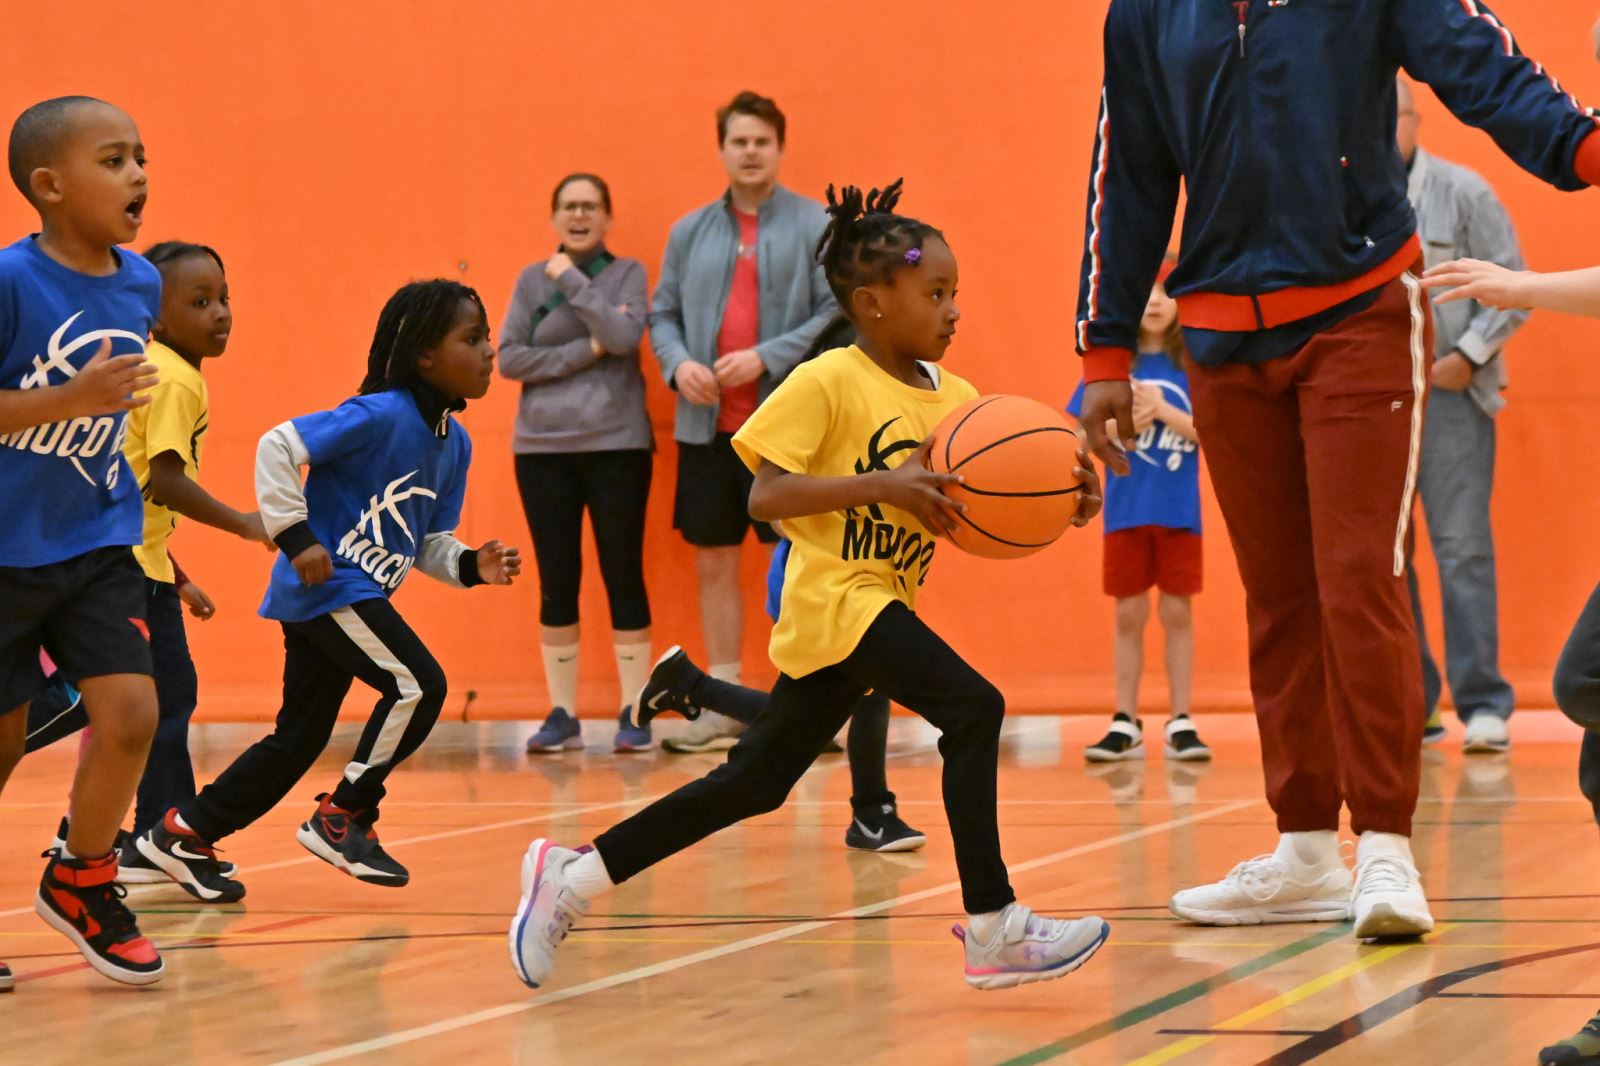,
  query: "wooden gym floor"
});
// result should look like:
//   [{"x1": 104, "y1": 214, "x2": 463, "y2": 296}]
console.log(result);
[{"x1": 1, "y1": 711, "x2": 1596, "y2": 1065}]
